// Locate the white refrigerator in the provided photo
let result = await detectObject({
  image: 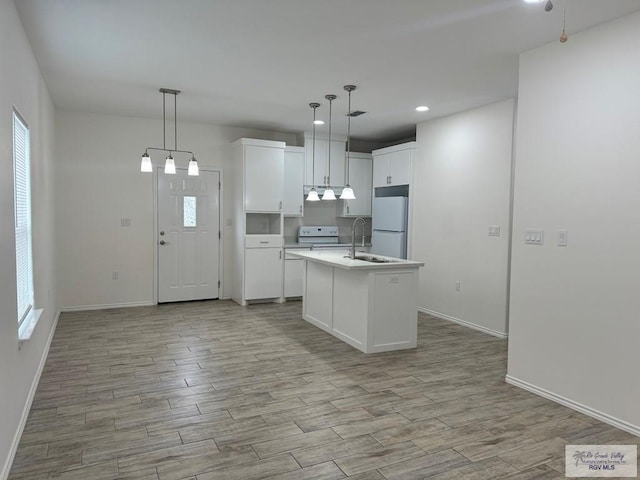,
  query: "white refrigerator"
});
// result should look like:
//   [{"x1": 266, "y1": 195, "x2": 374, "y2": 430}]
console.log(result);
[{"x1": 371, "y1": 196, "x2": 408, "y2": 259}]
